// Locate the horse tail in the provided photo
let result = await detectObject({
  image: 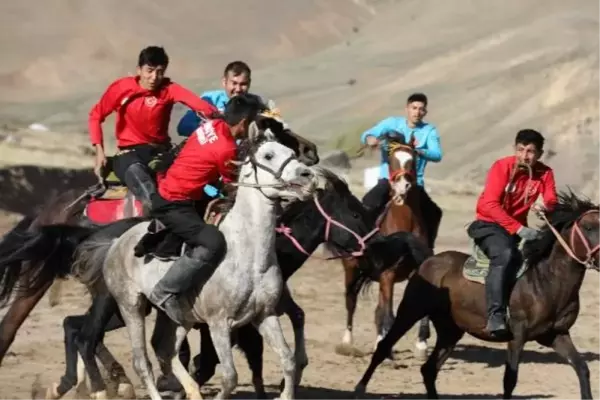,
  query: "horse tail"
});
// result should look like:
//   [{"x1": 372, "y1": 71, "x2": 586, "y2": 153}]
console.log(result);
[
  {"x1": 0, "y1": 223, "x2": 95, "y2": 306},
  {"x1": 72, "y1": 217, "x2": 148, "y2": 293},
  {"x1": 348, "y1": 231, "x2": 433, "y2": 298}
]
